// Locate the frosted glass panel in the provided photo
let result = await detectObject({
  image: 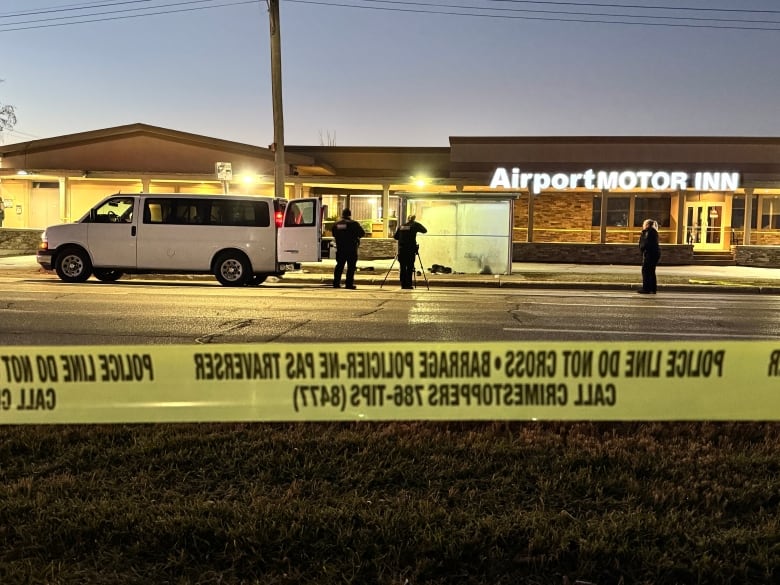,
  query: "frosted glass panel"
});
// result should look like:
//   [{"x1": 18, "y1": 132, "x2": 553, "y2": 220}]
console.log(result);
[{"x1": 408, "y1": 199, "x2": 511, "y2": 274}]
